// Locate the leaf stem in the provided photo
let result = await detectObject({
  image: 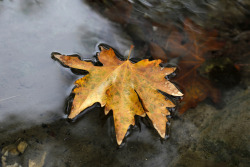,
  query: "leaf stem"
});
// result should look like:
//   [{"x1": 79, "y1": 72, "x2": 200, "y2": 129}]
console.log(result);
[{"x1": 127, "y1": 45, "x2": 134, "y2": 60}]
